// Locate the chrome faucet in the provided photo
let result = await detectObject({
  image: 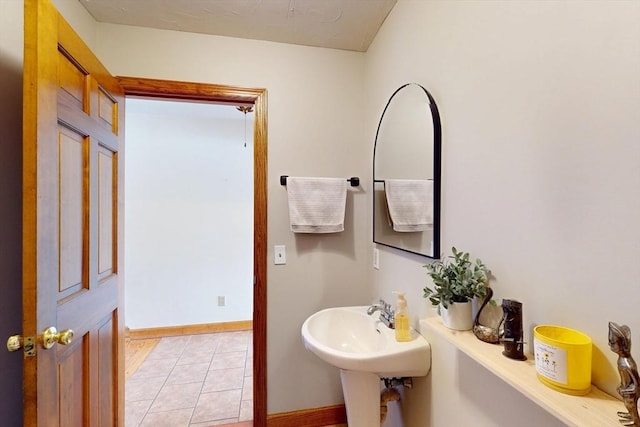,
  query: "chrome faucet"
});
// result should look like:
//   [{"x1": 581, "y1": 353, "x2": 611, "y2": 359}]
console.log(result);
[{"x1": 367, "y1": 299, "x2": 395, "y2": 329}]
